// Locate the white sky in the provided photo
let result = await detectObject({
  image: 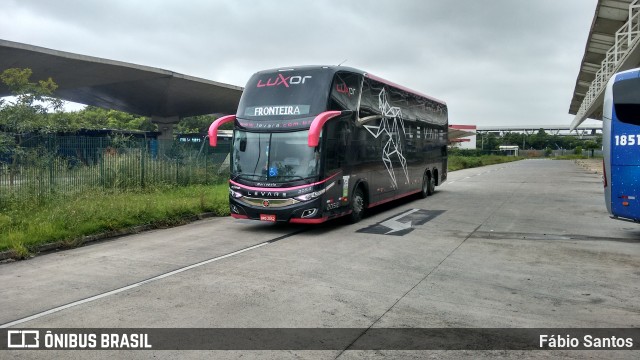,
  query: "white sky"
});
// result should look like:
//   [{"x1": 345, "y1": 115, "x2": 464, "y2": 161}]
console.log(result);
[{"x1": 0, "y1": 0, "x2": 601, "y2": 127}]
